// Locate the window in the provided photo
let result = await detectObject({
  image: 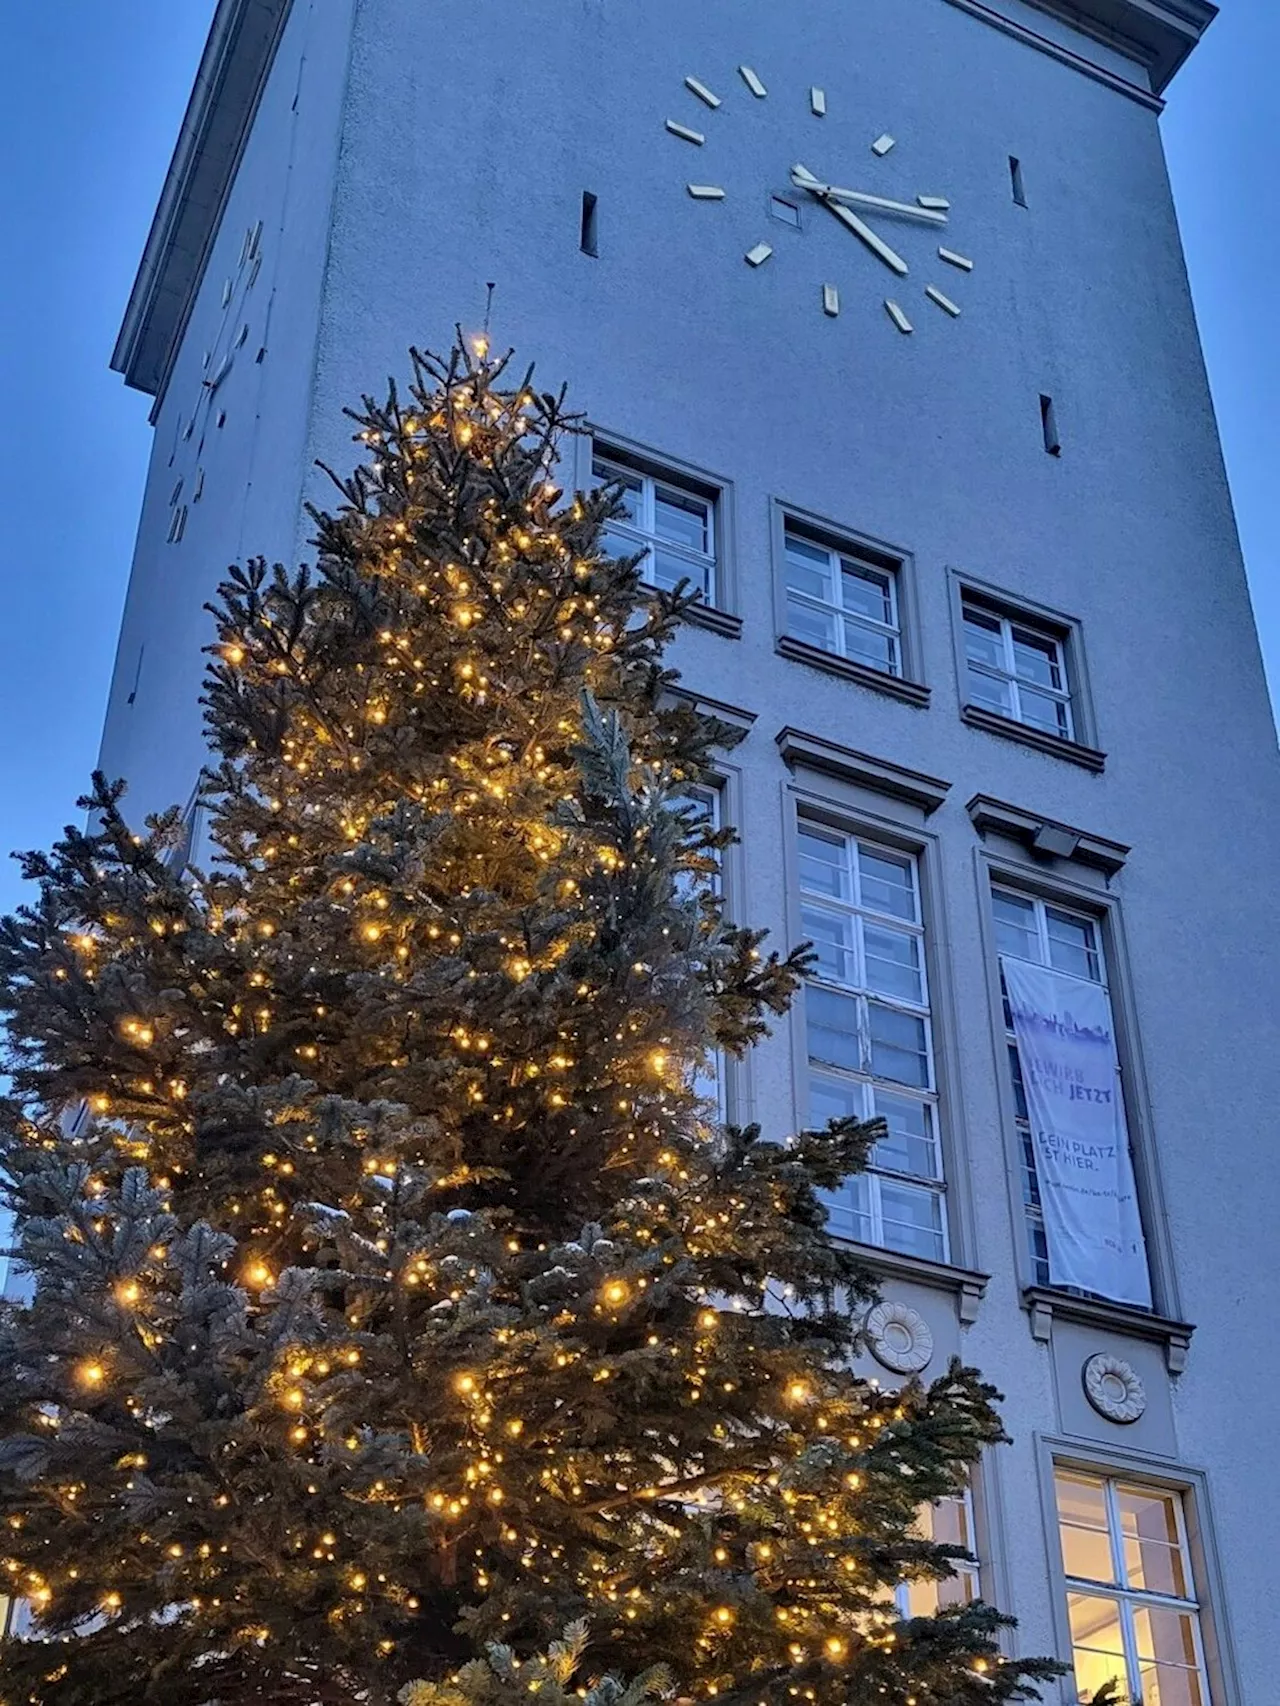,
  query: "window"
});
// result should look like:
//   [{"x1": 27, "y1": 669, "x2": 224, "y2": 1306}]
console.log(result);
[
  {"x1": 962, "y1": 595, "x2": 1073, "y2": 739},
  {"x1": 594, "y1": 451, "x2": 718, "y2": 603},
  {"x1": 799, "y1": 822, "x2": 946, "y2": 1262},
  {"x1": 673, "y1": 781, "x2": 728, "y2": 1120},
  {"x1": 993, "y1": 886, "x2": 1148, "y2": 1298},
  {"x1": 897, "y1": 1492, "x2": 981, "y2": 1618},
  {"x1": 1055, "y1": 1468, "x2": 1210, "y2": 1706},
  {"x1": 783, "y1": 525, "x2": 901, "y2": 677}
]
